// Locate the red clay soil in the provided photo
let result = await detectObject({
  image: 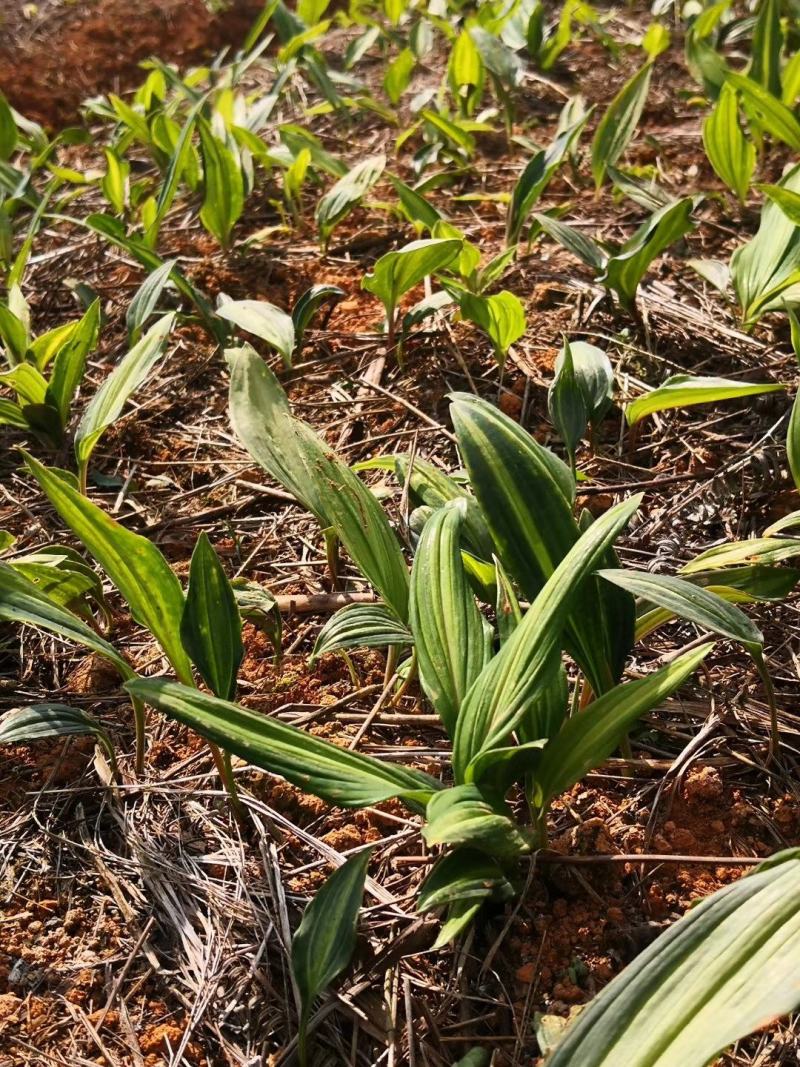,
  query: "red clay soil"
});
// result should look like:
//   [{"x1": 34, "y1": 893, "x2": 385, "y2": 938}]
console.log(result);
[{"x1": 0, "y1": 0, "x2": 266, "y2": 129}]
